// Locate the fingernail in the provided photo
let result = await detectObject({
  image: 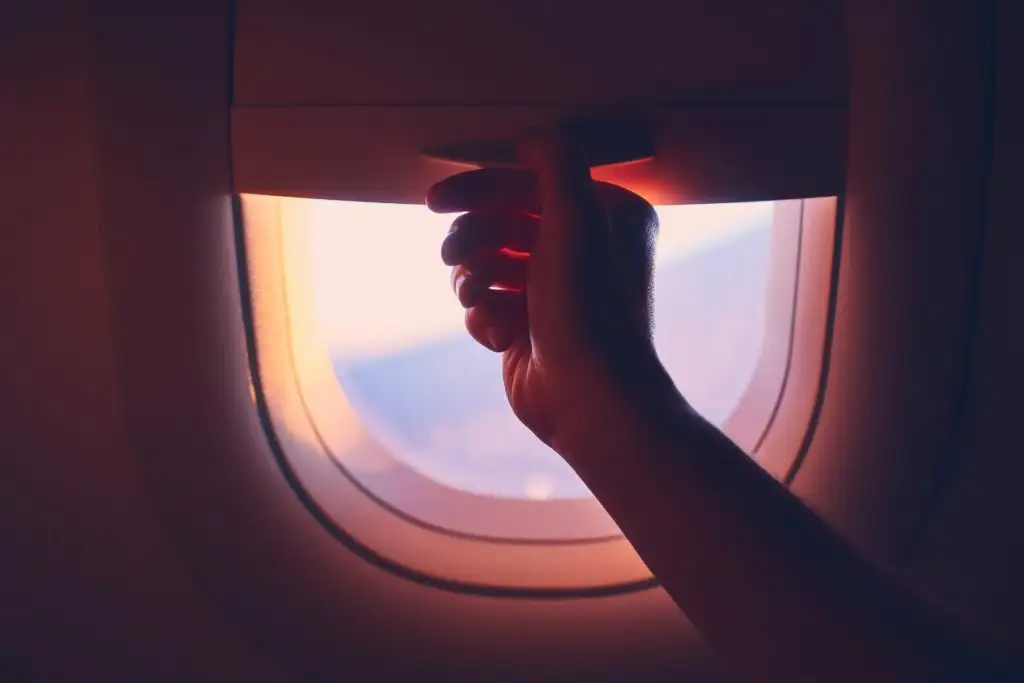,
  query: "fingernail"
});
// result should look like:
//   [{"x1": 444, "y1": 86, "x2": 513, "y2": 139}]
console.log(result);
[{"x1": 452, "y1": 270, "x2": 466, "y2": 292}]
